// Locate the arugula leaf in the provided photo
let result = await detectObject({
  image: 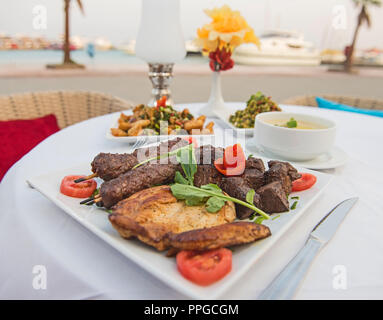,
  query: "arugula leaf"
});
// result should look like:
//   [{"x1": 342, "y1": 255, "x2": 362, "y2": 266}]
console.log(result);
[
  {"x1": 169, "y1": 143, "x2": 271, "y2": 222},
  {"x1": 176, "y1": 144, "x2": 197, "y2": 185},
  {"x1": 246, "y1": 189, "x2": 255, "y2": 205},
  {"x1": 170, "y1": 183, "x2": 207, "y2": 203},
  {"x1": 201, "y1": 184, "x2": 222, "y2": 192},
  {"x1": 205, "y1": 196, "x2": 226, "y2": 213},
  {"x1": 185, "y1": 197, "x2": 207, "y2": 206},
  {"x1": 170, "y1": 183, "x2": 271, "y2": 220},
  {"x1": 174, "y1": 171, "x2": 189, "y2": 185}
]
